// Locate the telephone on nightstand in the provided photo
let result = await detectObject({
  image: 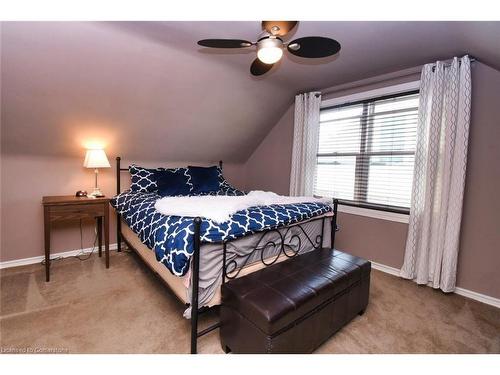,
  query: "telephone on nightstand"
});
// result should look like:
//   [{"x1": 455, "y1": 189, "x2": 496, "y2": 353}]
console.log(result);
[{"x1": 75, "y1": 190, "x2": 88, "y2": 197}]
